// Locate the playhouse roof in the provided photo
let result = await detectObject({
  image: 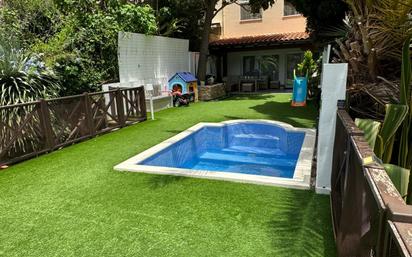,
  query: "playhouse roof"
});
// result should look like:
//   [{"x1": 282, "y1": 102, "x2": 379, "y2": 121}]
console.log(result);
[{"x1": 170, "y1": 72, "x2": 197, "y2": 83}]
